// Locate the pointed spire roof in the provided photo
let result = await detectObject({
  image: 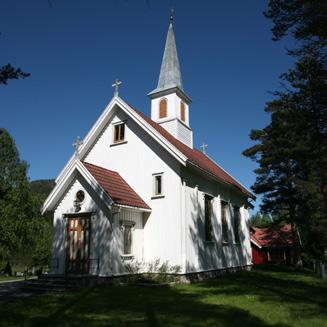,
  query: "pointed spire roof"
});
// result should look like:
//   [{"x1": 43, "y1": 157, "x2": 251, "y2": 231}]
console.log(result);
[{"x1": 148, "y1": 16, "x2": 190, "y2": 101}]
